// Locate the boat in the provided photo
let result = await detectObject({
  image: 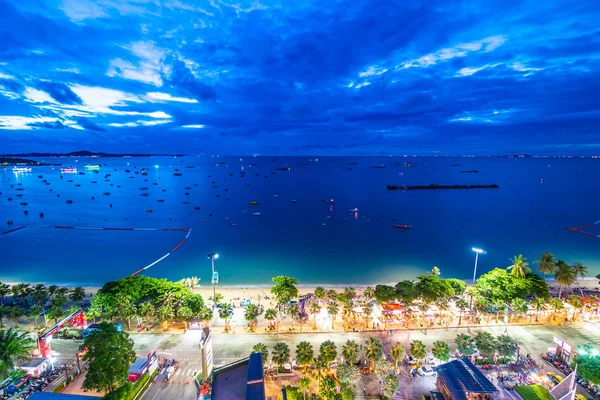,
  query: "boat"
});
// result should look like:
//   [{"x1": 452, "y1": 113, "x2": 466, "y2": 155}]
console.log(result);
[
  {"x1": 173, "y1": 173, "x2": 182, "y2": 176},
  {"x1": 60, "y1": 167, "x2": 77, "y2": 173},
  {"x1": 7, "y1": 220, "x2": 13, "y2": 225},
  {"x1": 291, "y1": 200, "x2": 297, "y2": 203},
  {"x1": 371, "y1": 165, "x2": 386, "y2": 169},
  {"x1": 183, "y1": 201, "x2": 189, "y2": 204},
  {"x1": 66, "y1": 200, "x2": 73, "y2": 204},
  {"x1": 275, "y1": 167, "x2": 291, "y2": 171},
  {"x1": 140, "y1": 193, "x2": 150, "y2": 197},
  {"x1": 273, "y1": 195, "x2": 279, "y2": 198},
  {"x1": 84, "y1": 164, "x2": 101, "y2": 170},
  {"x1": 103, "y1": 192, "x2": 110, "y2": 196},
  {"x1": 249, "y1": 201, "x2": 259, "y2": 205},
  {"x1": 20, "y1": 202, "x2": 27, "y2": 206},
  {"x1": 39, "y1": 213, "x2": 44, "y2": 217},
  {"x1": 194, "y1": 206, "x2": 200, "y2": 210},
  {"x1": 252, "y1": 212, "x2": 262, "y2": 216},
  {"x1": 157, "y1": 199, "x2": 165, "y2": 202},
  {"x1": 12, "y1": 166, "x2": 32, "y2": 172},
  {"x1": 147, "y1": 209, "x2": 153, "y2": 213},
  {"x1": 394, "y1": 224, "x2": 411, "y2": 229},
  {"x1": 141, "y1": 168, "x2": 148, "y2": 175},
  {"x1": 349, "y1": 208, "x2": 358, "y2": 212}
]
